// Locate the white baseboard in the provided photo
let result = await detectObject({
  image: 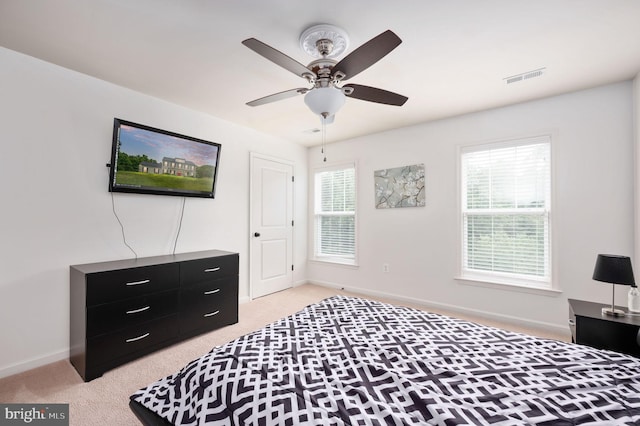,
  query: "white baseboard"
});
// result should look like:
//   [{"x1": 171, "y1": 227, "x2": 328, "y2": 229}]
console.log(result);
[
  {"x1": 0, "y1": 349, "x2": 69, "y2": 380},
  {"x1": 293, "y1": 279, "x2": 308, "y2": 287},
  {"x1": 307, "y1": 280, "x2": 570, "y2": 338}
]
